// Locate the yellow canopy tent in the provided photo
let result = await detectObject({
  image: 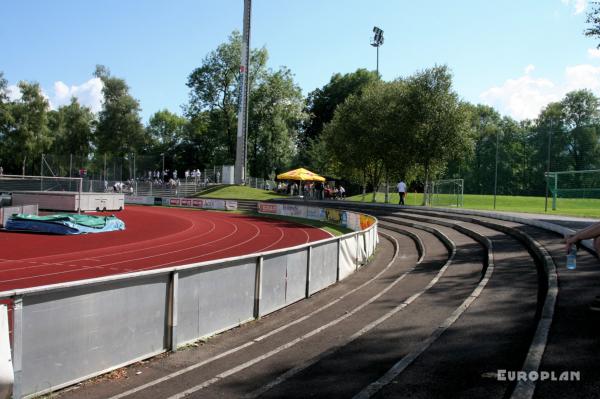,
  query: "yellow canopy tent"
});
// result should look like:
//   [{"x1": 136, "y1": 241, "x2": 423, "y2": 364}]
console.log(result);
[{"x1": 277, "y1": 168, "x2": 326, "y2": 182}]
